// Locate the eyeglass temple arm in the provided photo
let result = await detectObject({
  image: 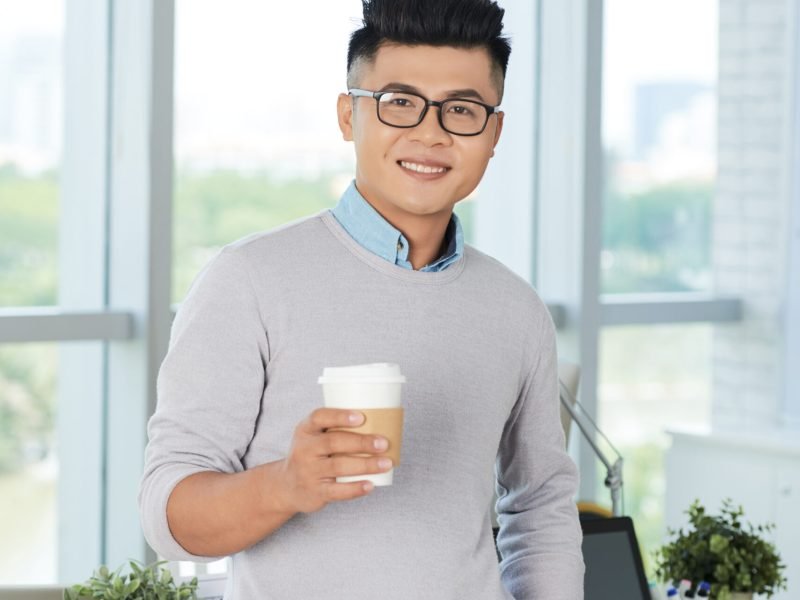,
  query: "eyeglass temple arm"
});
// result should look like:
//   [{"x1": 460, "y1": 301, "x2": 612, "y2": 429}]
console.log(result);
[{"x1": 347, "y1": 88, "x2": 375, "y2": 98}]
